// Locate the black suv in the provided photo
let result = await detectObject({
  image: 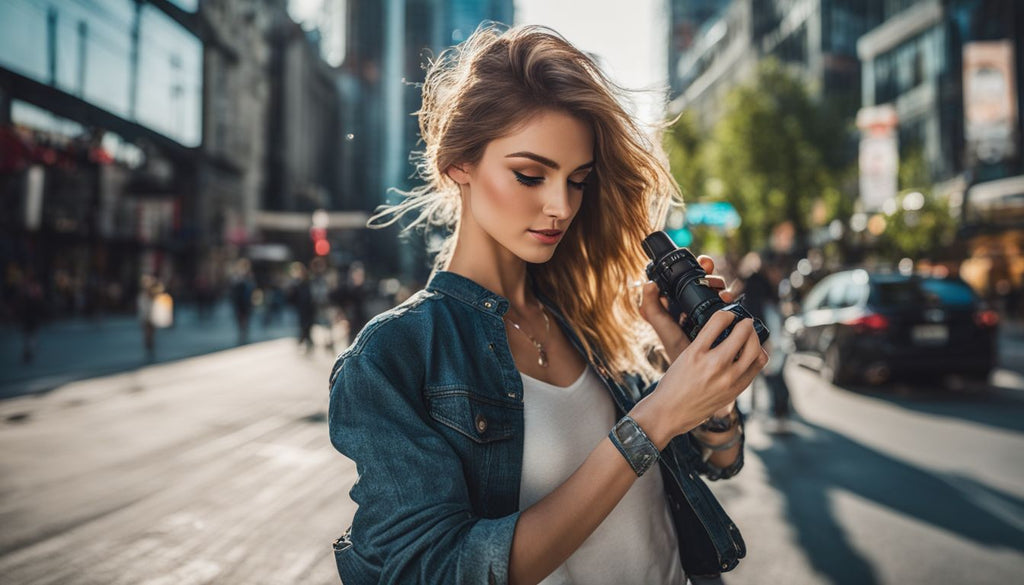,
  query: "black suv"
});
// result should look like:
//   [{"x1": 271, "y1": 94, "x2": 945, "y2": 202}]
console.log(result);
[{"x1": 786, "y1": 270, "x2": 999, "y2": 385}]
